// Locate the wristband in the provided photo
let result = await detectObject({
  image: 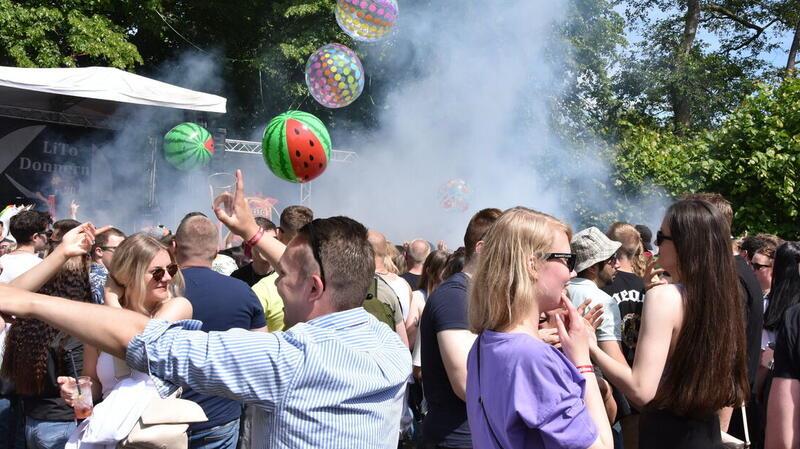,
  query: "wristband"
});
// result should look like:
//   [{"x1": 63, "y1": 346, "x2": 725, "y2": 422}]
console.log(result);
[
  {"x1": 244, "y1": 227, "x2": 265, "y2": 259},
  {"x1": 246, "y1": 227, "x2": 265, "y2": 247},
  {"x1": 575, "y1": 364, "x2": 593, "y2": 371}
]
